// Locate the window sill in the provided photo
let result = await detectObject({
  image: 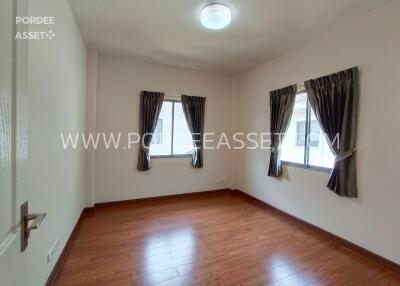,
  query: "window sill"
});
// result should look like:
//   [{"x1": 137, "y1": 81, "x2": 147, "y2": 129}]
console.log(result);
[
  {"x1": 151, "y1": 154, "x2": 192, "y2": 159},
  {"x1": 281, "y1": 161, "x2": 332, "y2": 173}
]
